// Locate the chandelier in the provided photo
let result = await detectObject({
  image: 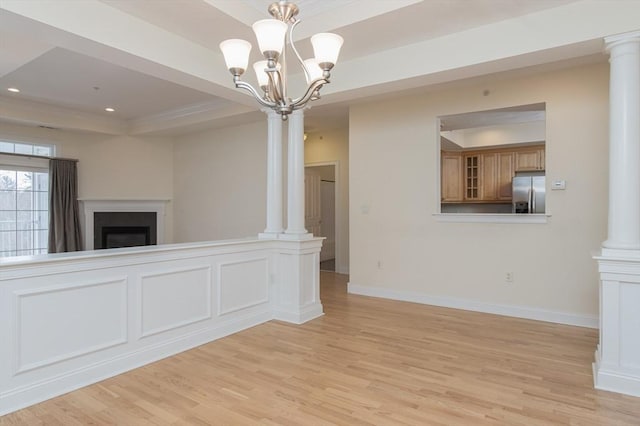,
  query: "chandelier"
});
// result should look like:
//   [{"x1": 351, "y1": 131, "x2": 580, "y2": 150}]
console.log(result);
[{"x1": 219, "y1": 1, "x2": 344, "y2": 120}]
